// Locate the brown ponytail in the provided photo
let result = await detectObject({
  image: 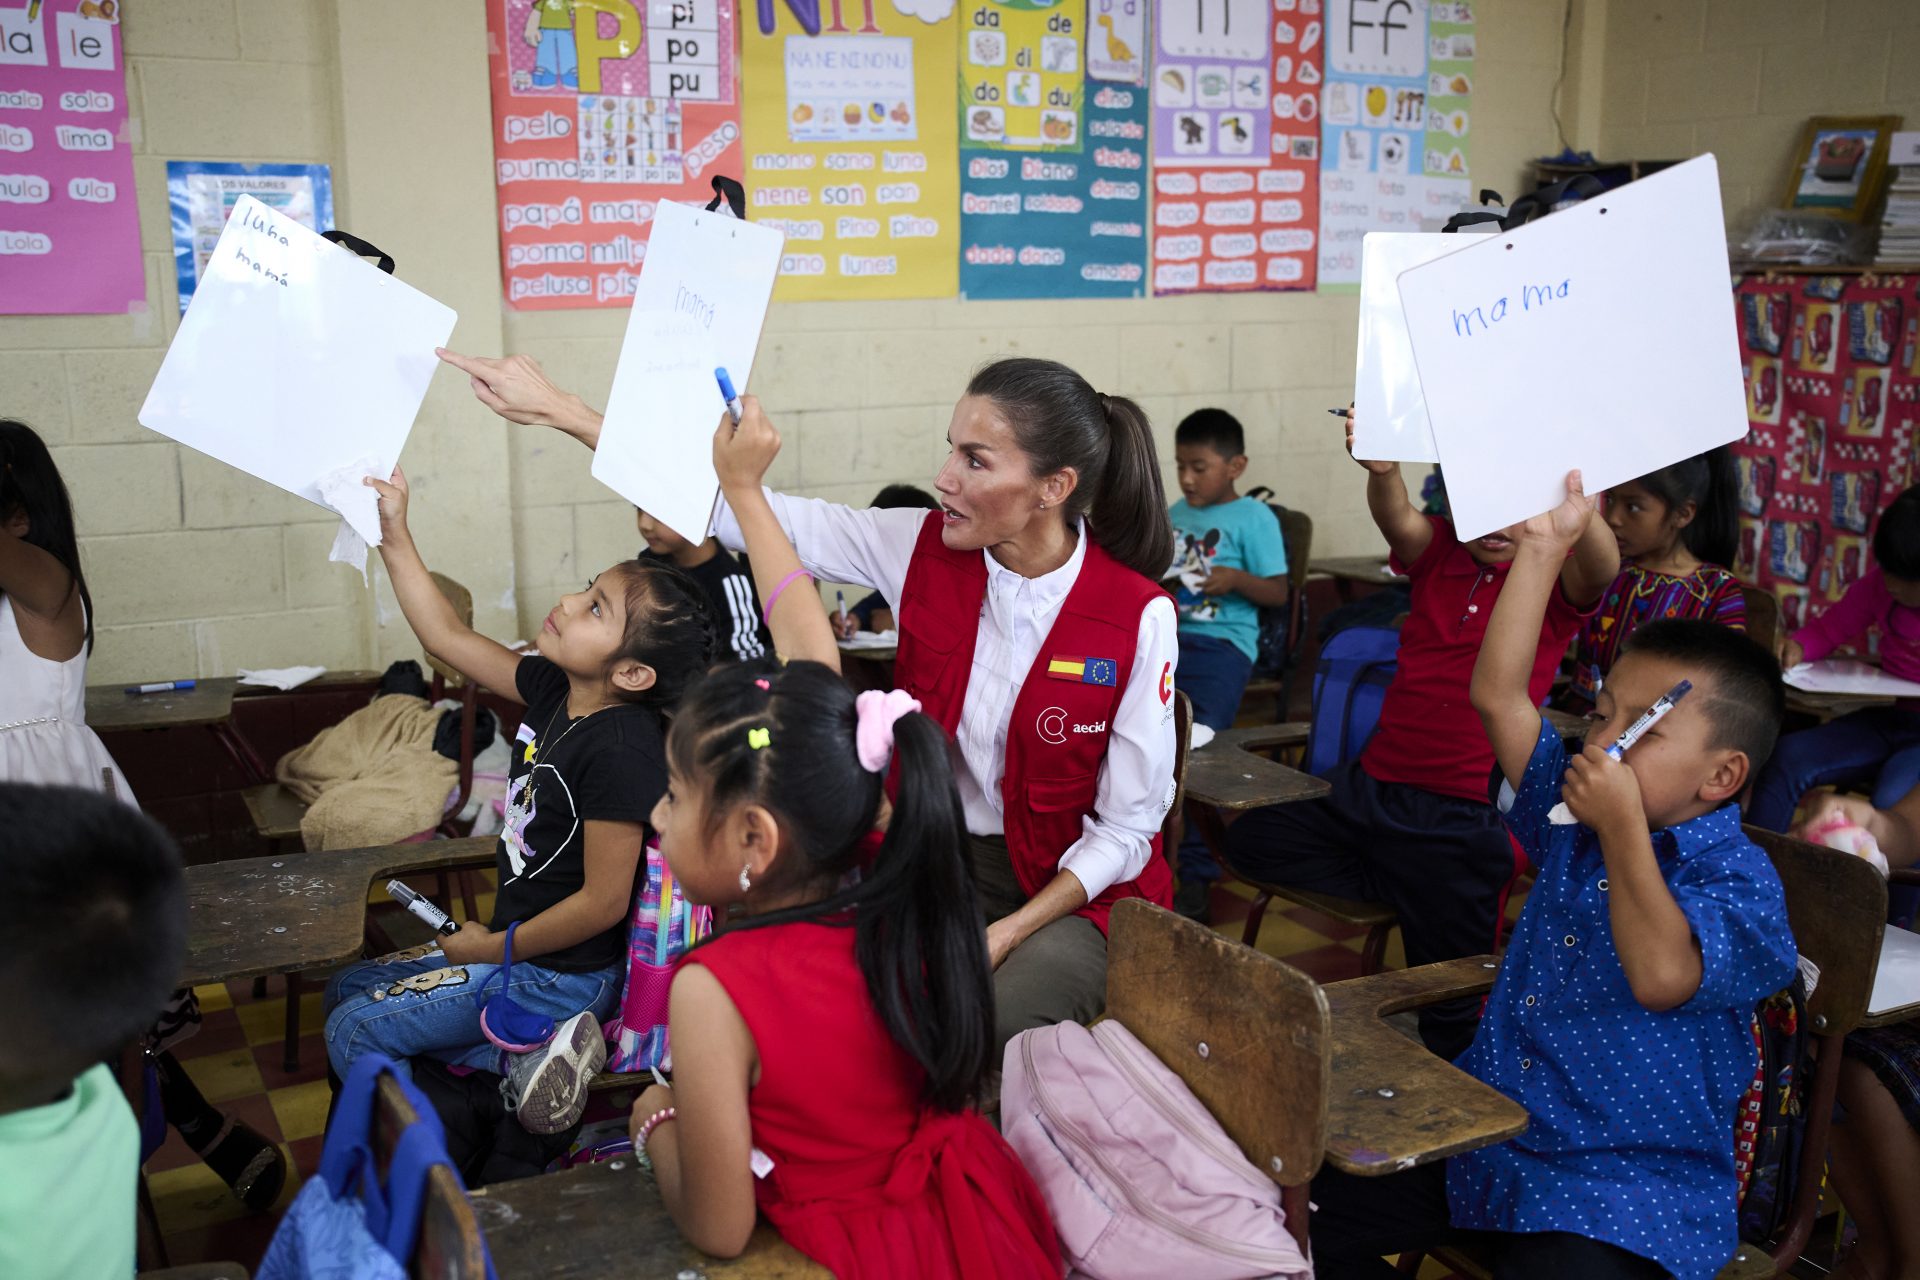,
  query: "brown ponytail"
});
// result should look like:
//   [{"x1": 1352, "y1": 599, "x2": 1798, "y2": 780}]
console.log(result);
[{"x1": 965, "y1": 358, "x2": 1173, "y2": 581}]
